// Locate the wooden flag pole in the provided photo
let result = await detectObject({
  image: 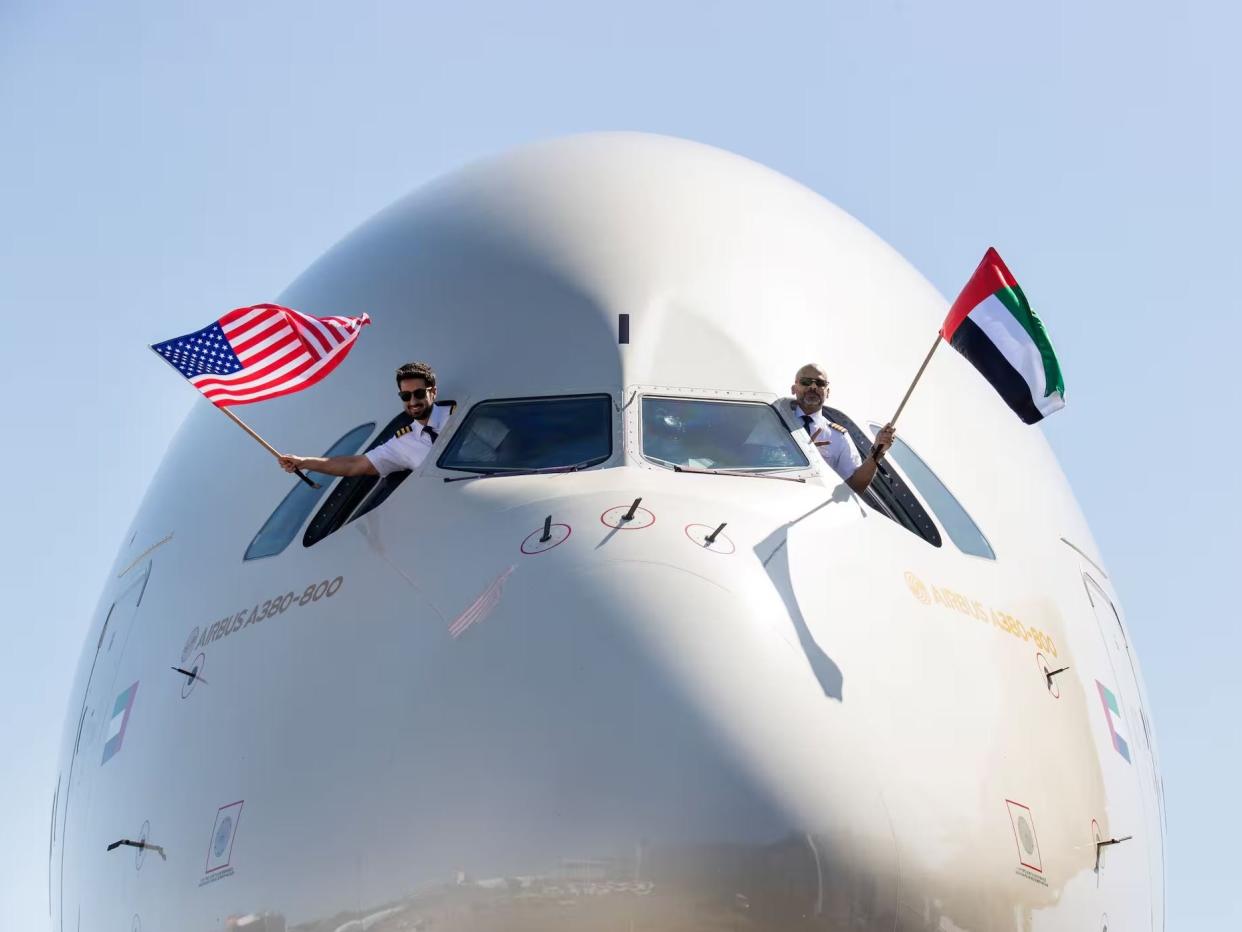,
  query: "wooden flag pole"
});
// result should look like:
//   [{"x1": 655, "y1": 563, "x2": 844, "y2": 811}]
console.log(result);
[
  {"x1": 148, "y1": 345, "x2": 320, "y2": 489},
  {"x1": 217, "y1": 407, "x2": 320, "y2": 489},
  {"x1": 889, "y1": 332, "x2": 944, "y2": 427}
]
